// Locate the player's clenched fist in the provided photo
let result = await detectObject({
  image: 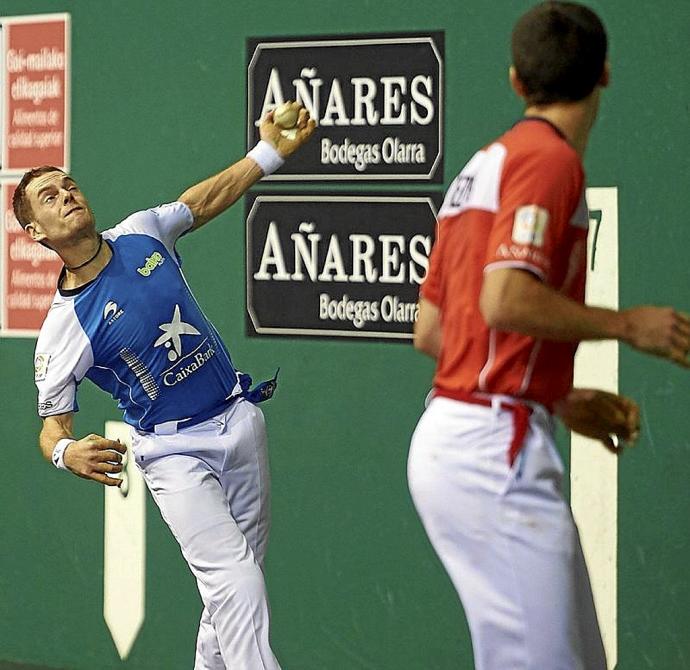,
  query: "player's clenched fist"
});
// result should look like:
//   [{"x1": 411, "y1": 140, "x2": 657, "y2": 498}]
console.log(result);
[
  {"x1": 260, "y1": 101, "x2": 317, "y2": 159},
  {"x1": 622, "y1": 306, "x2": 690, "y2": 368},
  {"x1": 554, "y1": 388, "x2": 640, "y2": 454},
  {"x1": 63, "y1": 434, "x2": 126, "y2": 487}
]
